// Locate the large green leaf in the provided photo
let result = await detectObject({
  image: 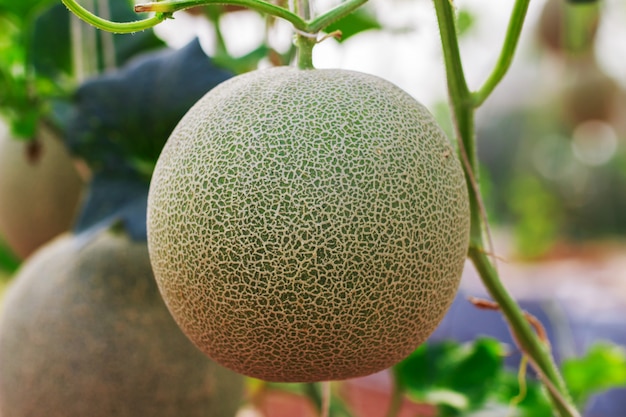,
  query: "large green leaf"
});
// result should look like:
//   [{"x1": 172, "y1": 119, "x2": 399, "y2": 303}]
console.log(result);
[{"x1": 65, "y1": 39, "x2": 233, "y2": 180}]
